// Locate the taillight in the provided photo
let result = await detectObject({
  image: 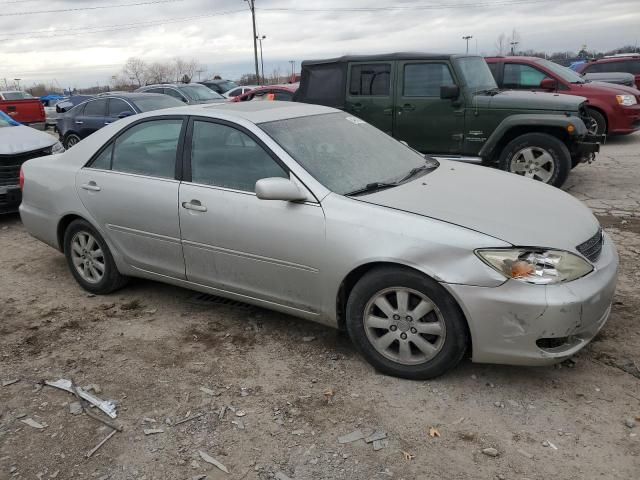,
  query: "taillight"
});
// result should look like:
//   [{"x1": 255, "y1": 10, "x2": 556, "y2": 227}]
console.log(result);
[{"x1": 19, "y1": 166, "x2": 25, "y2": 190}]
